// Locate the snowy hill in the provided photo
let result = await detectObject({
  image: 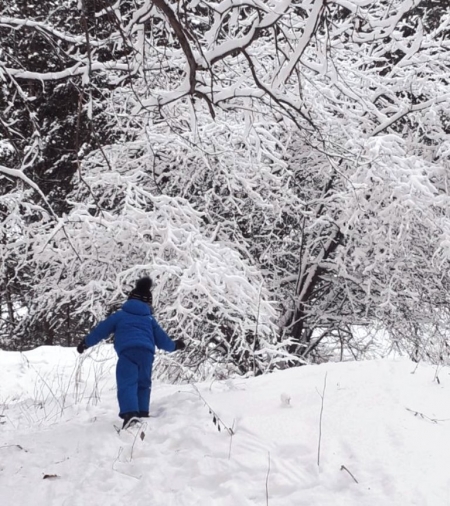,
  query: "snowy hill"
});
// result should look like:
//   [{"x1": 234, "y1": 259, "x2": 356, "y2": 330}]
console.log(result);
[{"x1": 1, "y1": 346, "x2": 449, "y2": 506}]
